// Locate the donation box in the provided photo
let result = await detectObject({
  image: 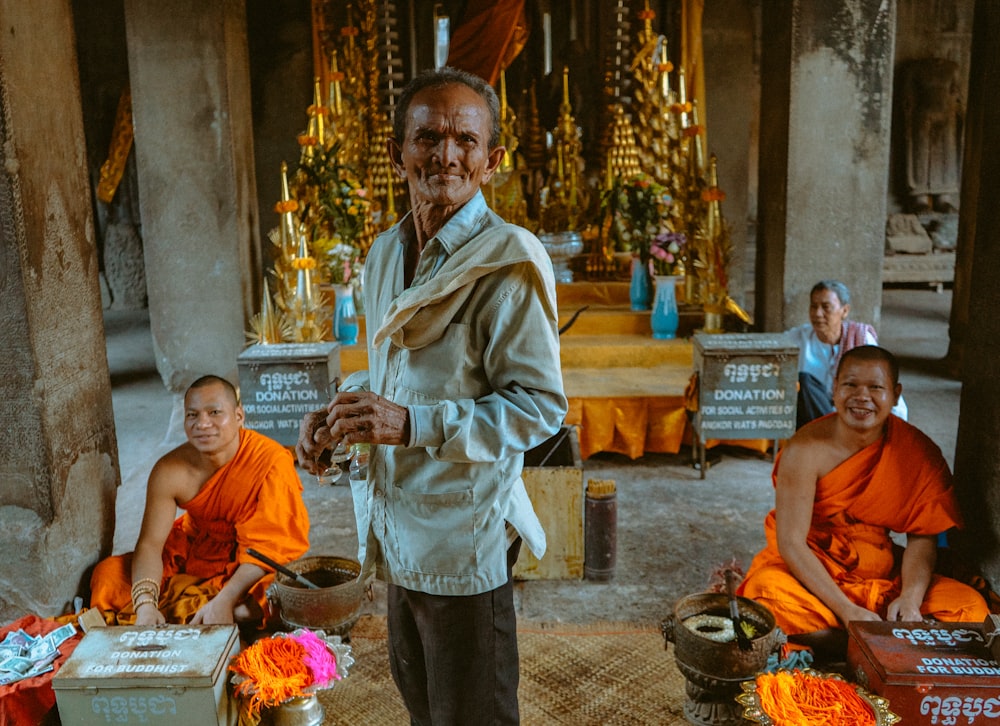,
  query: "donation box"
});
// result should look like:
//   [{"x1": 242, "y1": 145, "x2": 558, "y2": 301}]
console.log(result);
[
  {"x1": 52, "y1": 624, "x2": 240, "y2": 726},
  {"x1": 691, "y1": 333, "x2": 798, "y2": 474},
  {"x1": 237, "y1": 342, "x2": 340, "y2": 447},
  {"x1": 848, "y1": 620, "x2": 1000, "y2": 725}
]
